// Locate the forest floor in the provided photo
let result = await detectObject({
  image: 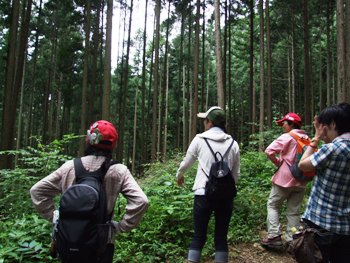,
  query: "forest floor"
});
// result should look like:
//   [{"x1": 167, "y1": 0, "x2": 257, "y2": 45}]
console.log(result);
[
  {"x1": 225, "y1": 242, "x2": 296, "y2": 263},
  {"x1": 200, "y1": 231, "x2": 297, "y2": 263},
  {"x1": 199, "y1": 242, "x2": 296, "y2": 263}
]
